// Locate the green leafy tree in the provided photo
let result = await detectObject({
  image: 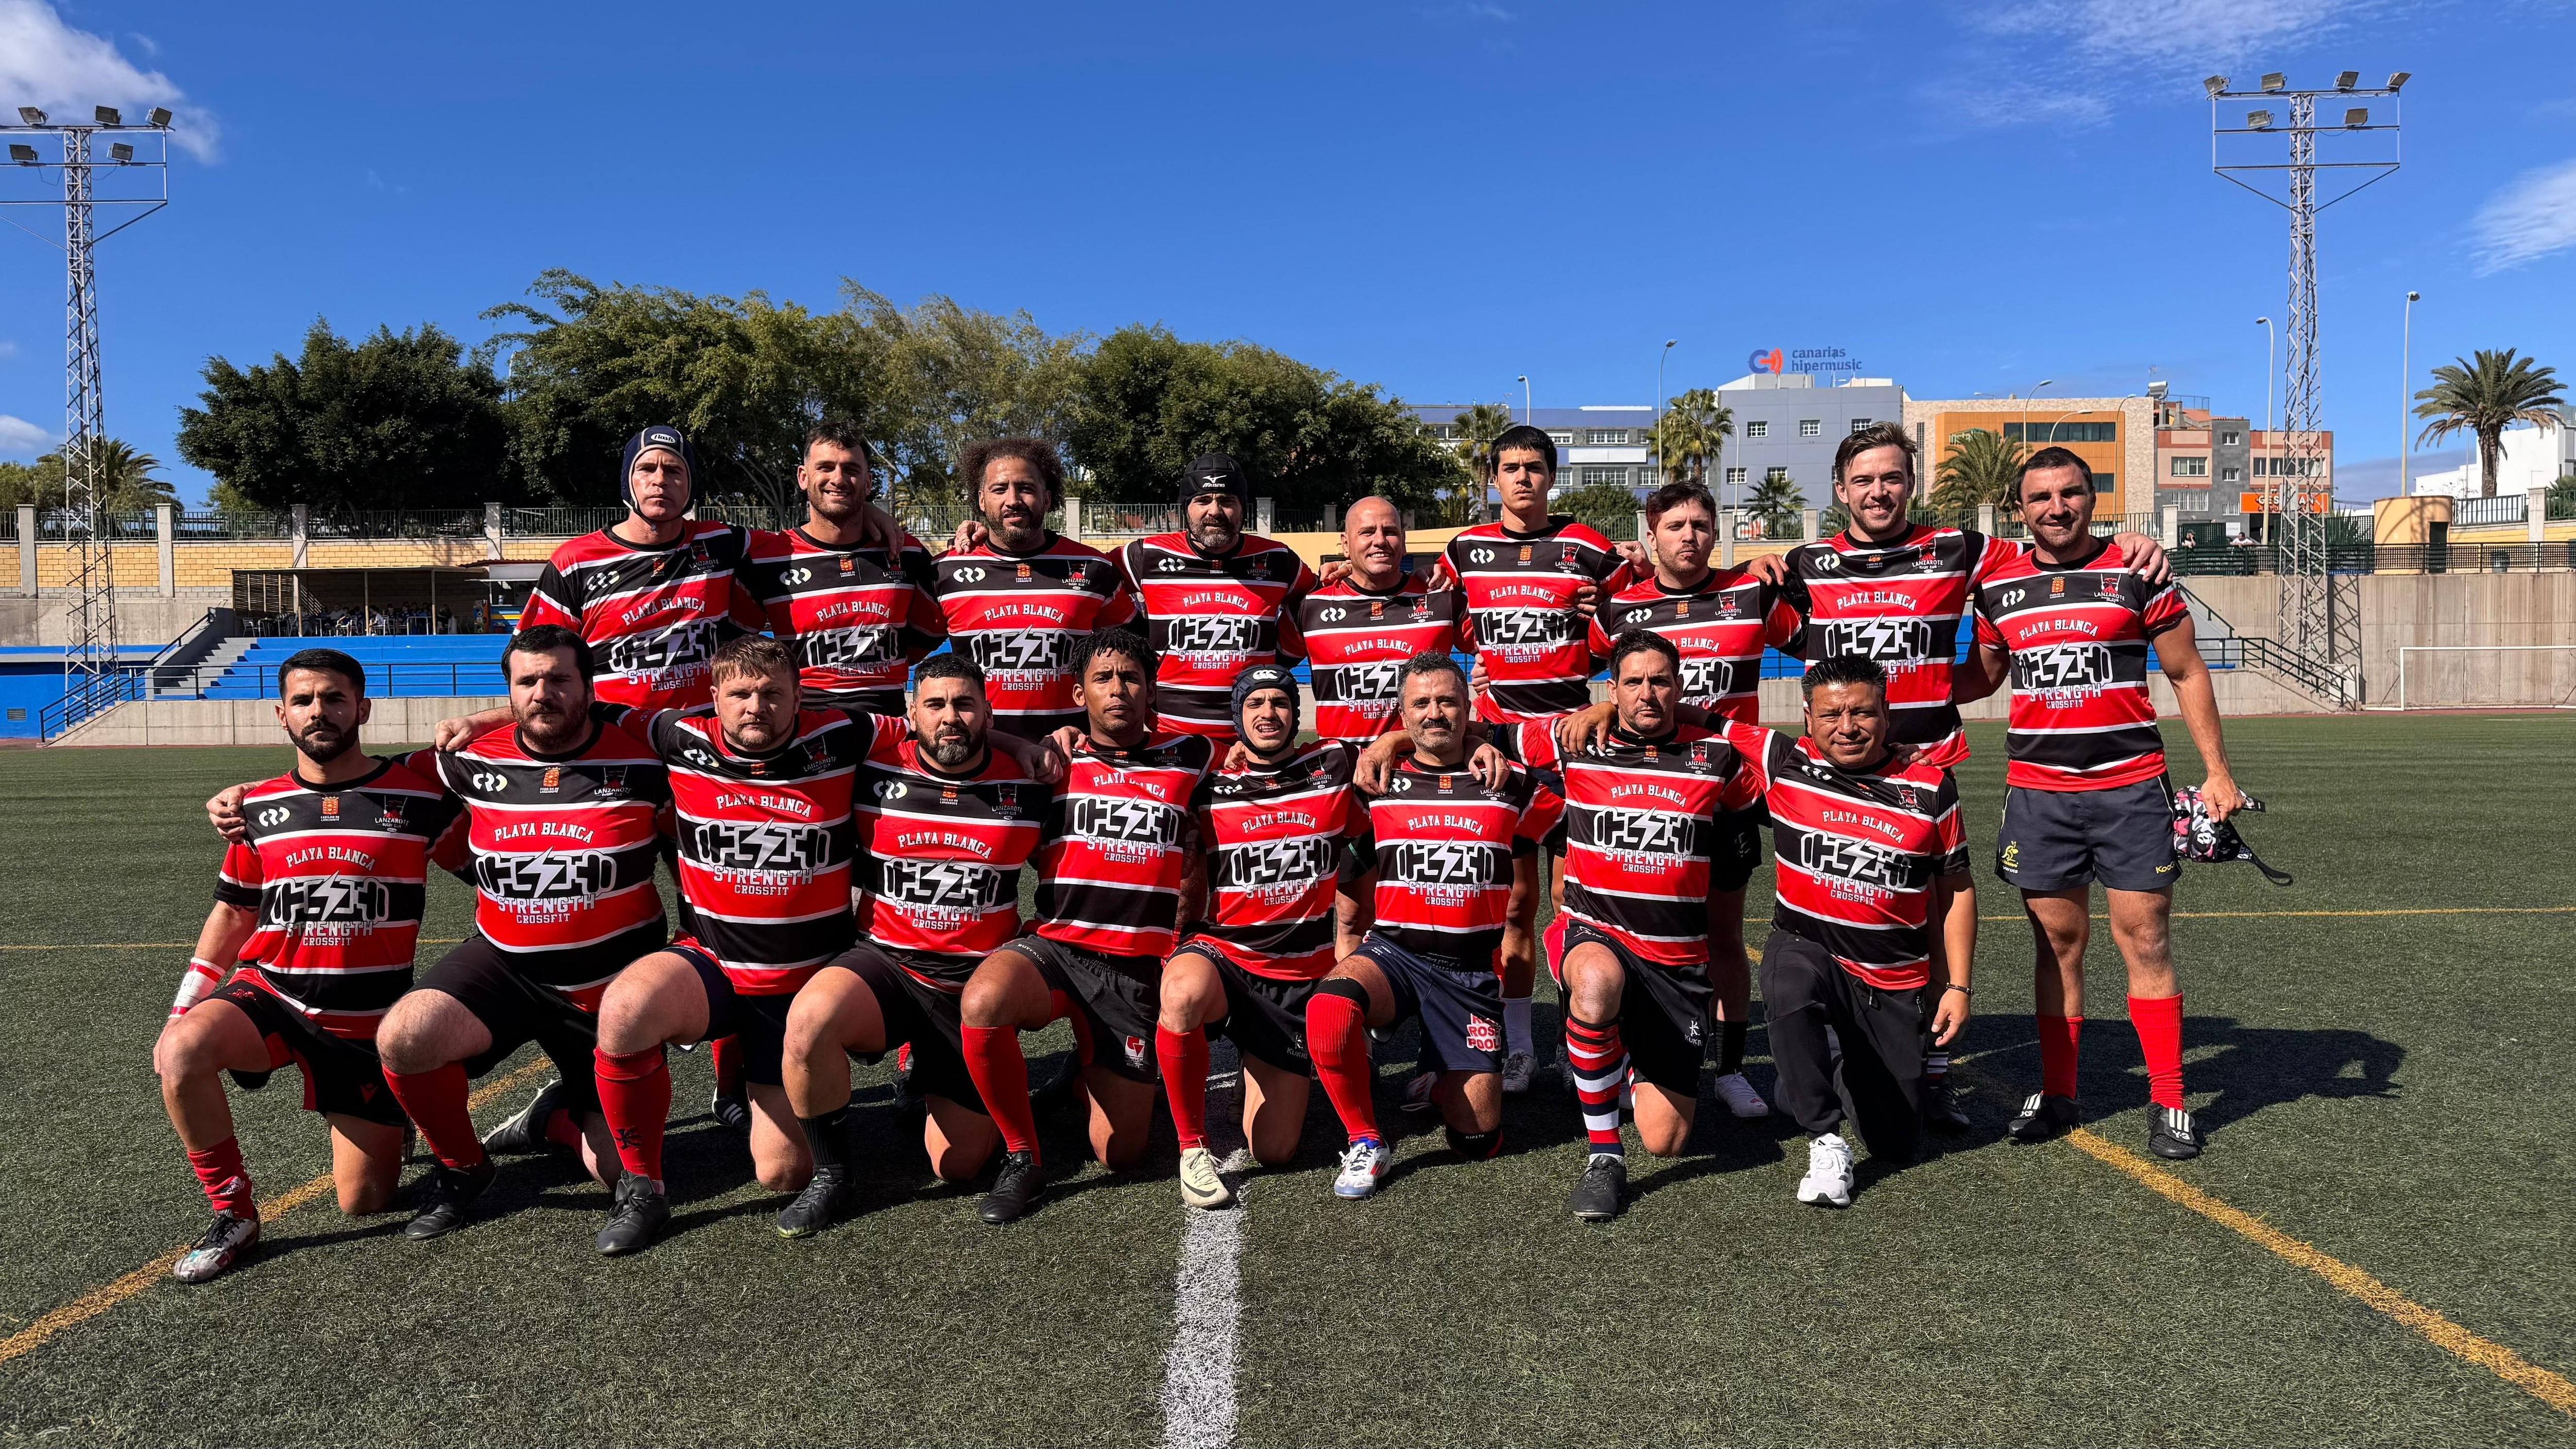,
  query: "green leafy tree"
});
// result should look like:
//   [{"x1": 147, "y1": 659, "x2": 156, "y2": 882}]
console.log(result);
[
  {"x1": 1930, "y1": 428, "x2": 2028, "y2": 518},
  {"x1": 1440, "y1": 402, "x2": 1515, "y2": 525},
  {"x1": 1648, "y1": 388, "x2": 1730, "y2": 489},
  {"x1": 177, "y1": 319, "x2": 511, "y2": 517},
  {"x1": 829, "y1": 283, "x2": 1089, "y2": 509},
  {"x1": 1749, "y1": 469, "x2": 1805, "y2": 539},
  {"x1": 2412, "y1": 349, "x2": 2565, "y2": 498},
  {"x1": 0, "y1": 439, "x2": 175, "y2": 515},
  {"x1": 1553, "y1": 479, "x2": 1641, "y2": 542}
]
